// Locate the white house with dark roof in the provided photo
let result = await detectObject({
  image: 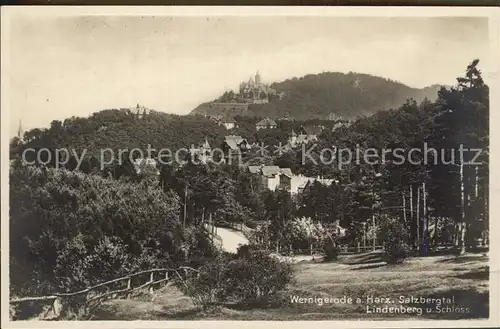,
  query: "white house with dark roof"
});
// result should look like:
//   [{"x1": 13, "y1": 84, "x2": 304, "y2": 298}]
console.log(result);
[
  {"x1": 297, "y1": 176, "x2": 336, "y2": 194},
  {"x1": 290, "y1": 174, "x2": 336, "y2": 194},
  {"x1": 223, "y1": 135, "x2": 250, "y2": 151},
  {"x1": 255, "y1": 118, "x2": 278, "y2": 131},
  {"x1": 222, "y1": 135, "x2": 251, "y2": 163},
  {"x1": 220, "y1": 117, "x2": 237, "y2": 130},
  {"x1": 287, "y1": 128, "x2": 318, "y2": 149},
  {"x1": 211, "y1": 115, "x2": 238, "y2": 130},
  {"x1": 248, "y1": 165, "x2": 293, "y2": 191}
]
